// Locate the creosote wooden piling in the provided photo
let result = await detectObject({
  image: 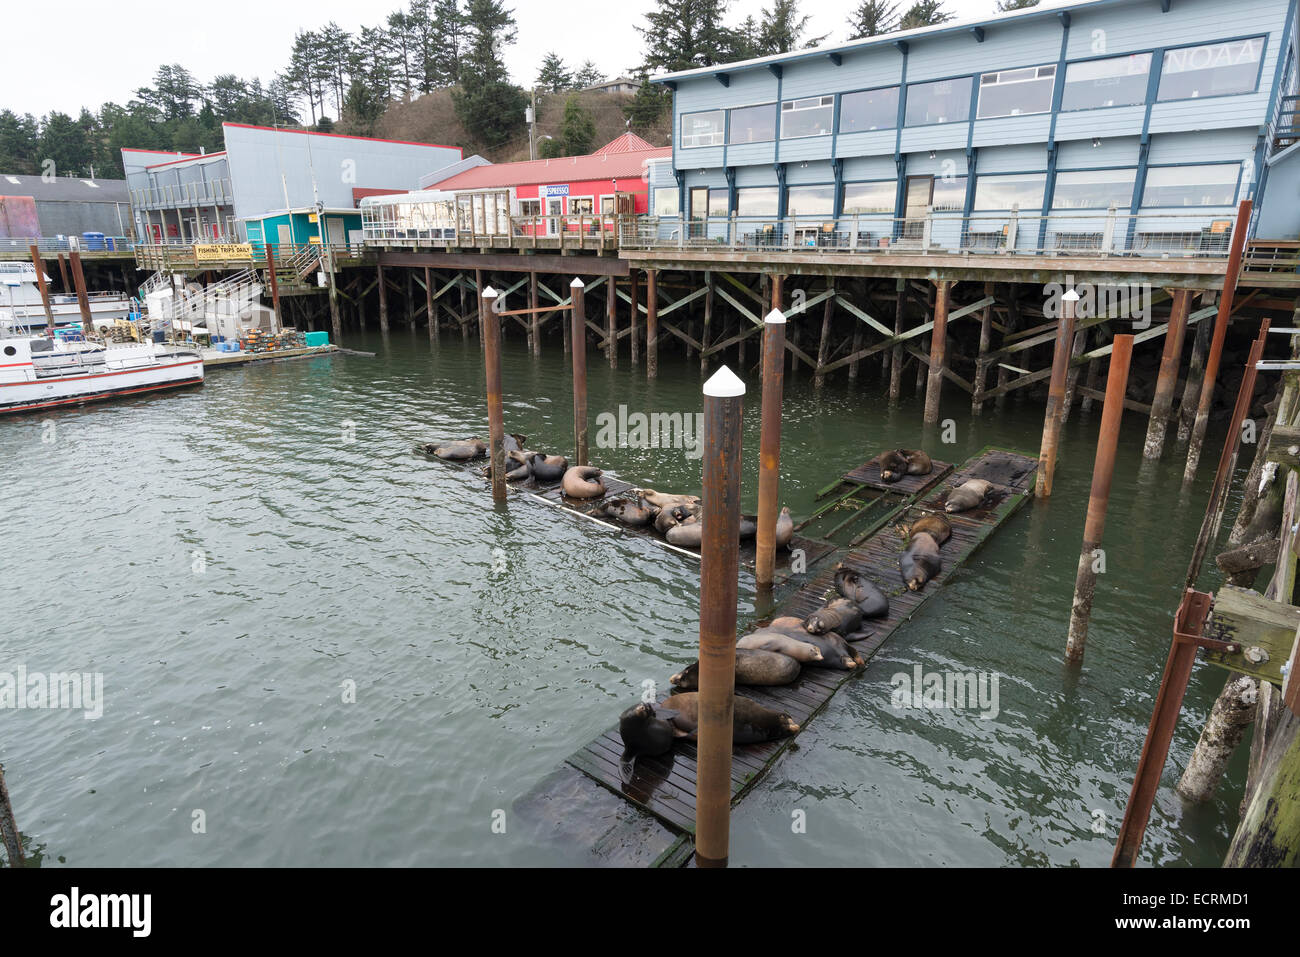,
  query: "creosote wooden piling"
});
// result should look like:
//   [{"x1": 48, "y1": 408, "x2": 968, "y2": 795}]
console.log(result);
[
  {"x1": 376, "y1": 263, "x2": 389, "y2": 332},
  {"x1": 696, "y1": 364, "x2": 746, "y2": 868},
  {"x1": 0, "y1": 761, "x2": 22, "y2": 866},
  {"x1": 1035, "y1": 289, "x2": 1077, "y2": 497},
  {"x1": 646, "y1": 268, "x2": 658, "y2": 379},
  {"x1": 28, "y1": 246, "x2": 54, "y2": 334},
  {"x1": 755, "y1": 309, "x2": 786, "y2": 590},
  {"x1": 570, "y1": 278, "x2": 589, "y2": 466},
  {"x1": 68, "y1": 250, "x2": 93, "y2": 334},
  {"x1": 923, "y1": 280, "x2": 949, "y2": 424},
  {"x1": 1142, "y1": 288, "x2": 1191, "y2": 460},
  {"x1": 482, "y1": 286, "x2": 506, "y2": 504},
  {"x1": 1066, "y1": 333, "x2": 1134, "y2": 664},
  {"x1": 606, "y1": 277, "x2": 617, "y2": 368}
]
